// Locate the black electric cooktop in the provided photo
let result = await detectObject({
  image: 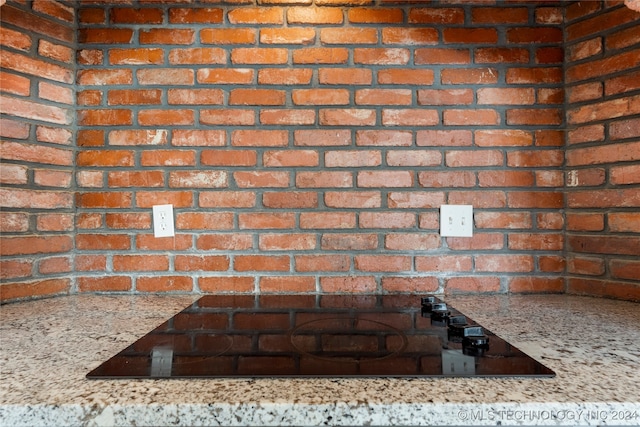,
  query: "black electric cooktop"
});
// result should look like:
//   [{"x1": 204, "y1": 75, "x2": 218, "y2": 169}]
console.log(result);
[{"x1": 87, "y1": 294, "x2": 555, "y2": 379}]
